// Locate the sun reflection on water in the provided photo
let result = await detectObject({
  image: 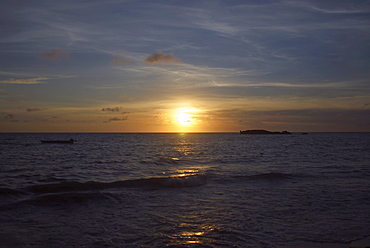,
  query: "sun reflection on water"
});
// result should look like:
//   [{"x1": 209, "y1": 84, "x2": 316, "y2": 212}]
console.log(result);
[{"x1": 172, "y1": 225, "x2": 215, "y2": 245}]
